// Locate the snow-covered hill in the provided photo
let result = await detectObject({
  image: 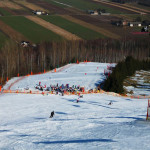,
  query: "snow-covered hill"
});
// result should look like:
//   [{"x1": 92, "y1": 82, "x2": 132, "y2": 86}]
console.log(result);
[
  {"x1": 4, "y1": 63, "x2": 109, "y2": 91},
  {"x1": 0, "y1": 62, "x2": 149, "y2": 150}
]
